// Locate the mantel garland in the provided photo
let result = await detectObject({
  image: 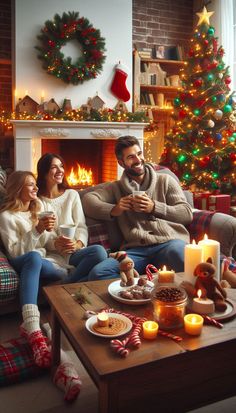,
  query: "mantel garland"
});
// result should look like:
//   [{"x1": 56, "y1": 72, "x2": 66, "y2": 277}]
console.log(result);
[{"x1": 35, "y1": 11, "x2": 106, "y2": 85}]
